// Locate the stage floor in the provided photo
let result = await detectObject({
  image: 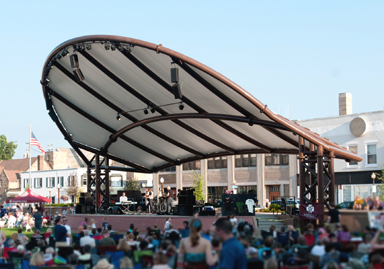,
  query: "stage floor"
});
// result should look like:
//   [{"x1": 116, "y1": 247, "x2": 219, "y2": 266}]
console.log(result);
[{"x1": 66, "y1": 214, "x2": 256, "y2": 233}]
